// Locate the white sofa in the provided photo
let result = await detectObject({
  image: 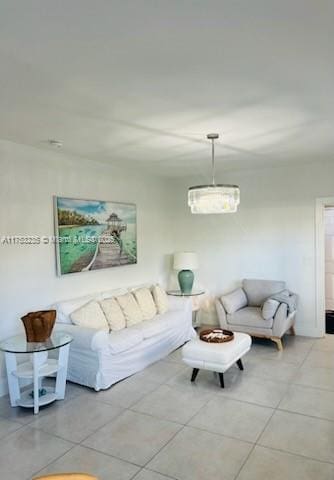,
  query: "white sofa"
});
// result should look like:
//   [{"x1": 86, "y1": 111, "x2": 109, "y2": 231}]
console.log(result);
[{"x1": 52, "y1": 287, "x2": 196, "y2": 390}]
